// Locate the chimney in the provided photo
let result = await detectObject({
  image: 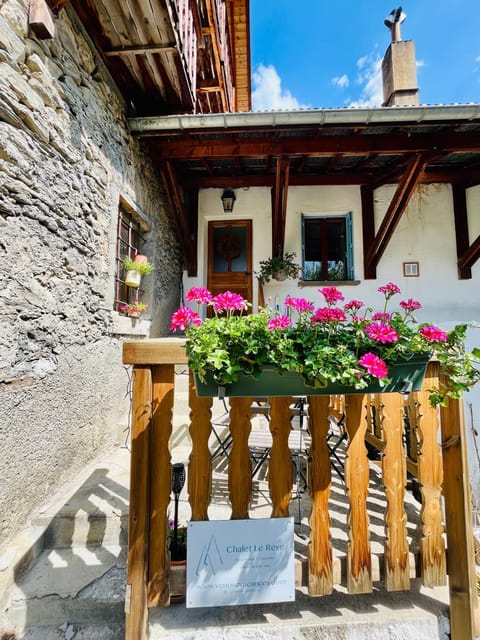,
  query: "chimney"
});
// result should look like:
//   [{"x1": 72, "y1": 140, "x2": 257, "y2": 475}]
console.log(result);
[{"x1": 381, "y1": 7, "x2": 419, "y2": 107}]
